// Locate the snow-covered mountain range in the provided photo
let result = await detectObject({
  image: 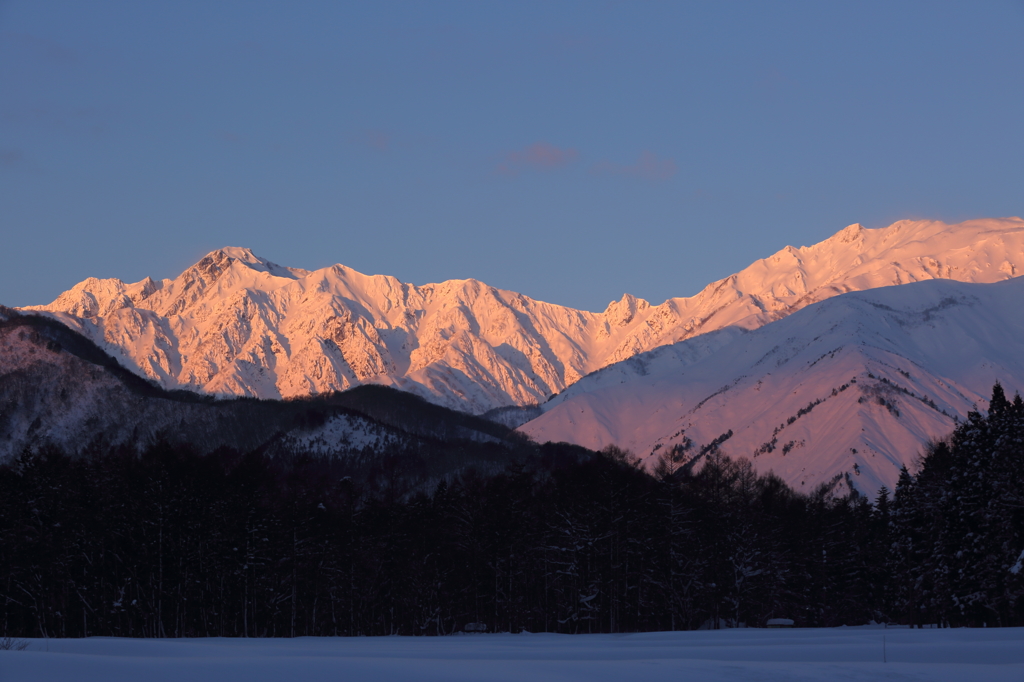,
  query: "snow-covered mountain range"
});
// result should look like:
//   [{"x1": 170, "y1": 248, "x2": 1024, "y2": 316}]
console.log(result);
[
  {"x1": 21, "y1": 217, "x2": 1024, "y2": 416},
  {"x1": 519, "y1": 276, "x2": 1024, "y2": 496}
]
